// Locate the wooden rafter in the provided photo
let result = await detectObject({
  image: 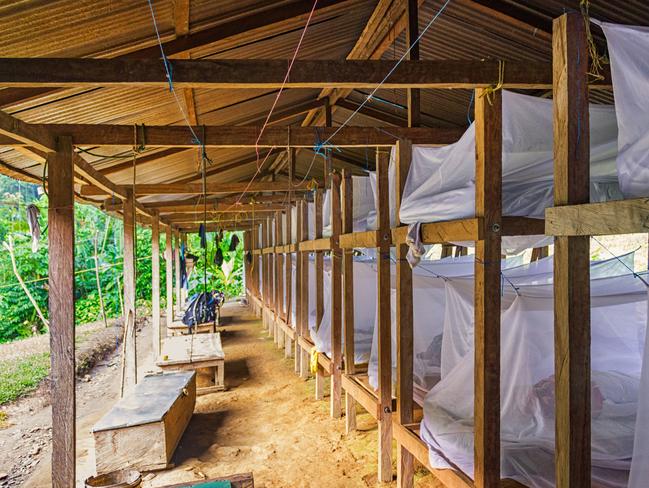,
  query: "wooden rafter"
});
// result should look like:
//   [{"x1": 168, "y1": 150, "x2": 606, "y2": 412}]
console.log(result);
[
  {"x1": 48, "y1": 124, "x2": 462, "y2": 148},
  {"x1": 82, "y1": 181, "x2": 313, "y2": 197},
  {"x1": 0, "y1": 58, "x2": 601, "y2": 89},
  {"x1": 0, "y1": 0, "x2": 354, "y2": 109}
]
